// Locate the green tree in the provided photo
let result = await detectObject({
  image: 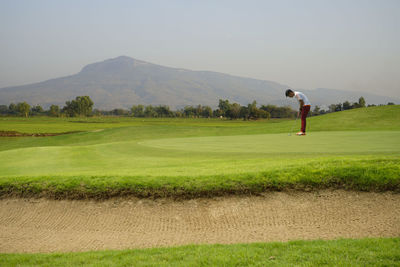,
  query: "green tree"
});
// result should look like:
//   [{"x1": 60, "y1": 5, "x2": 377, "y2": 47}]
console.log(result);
[
  {"x1": 17, "y1": 102, "x2": 31, "y2": 117},
  {"x1": 342, "y1": 101, "x2": 352, "y2": 110},
  {"x1": 112, "y1": 109, "x2": 129, "y2": 116},
  {"x1": 201, "y1": 106, "x2": 213, "y2": 118},
  {"x1": 312, "y1": 105, "x2": 321, "y2": 116},
  {"x1": 213, "y1": 108, "x2": 224, "y2": 118},
  {"x1": 259, "y1": 109, "x2": 270, "y2": 119},
  {"x1": 8, "y1": 103, "x2": 17, "y2": 115},
  {"x1": 229, "y1": 103, "x2": 241, "y2": 119},
  {"x1": 0, "y1": 105, "x2": 8, "y2": 115},
  {"x1": 184, "y1": 106, "x2": 196, "y2": 117},
  {"x1": 218, "y1": 99, "x2": 231, "y2": 117},
  {"x1": 260, "y1": 104, "x2": 295, "y2": 118},
  {"x1": 63, "y1": 96, "x2": 94, "y2": 117},
  {"x1": 329, "y1": 104, "x2": 342, "y2": 112},
  {"x1": 195, "y1": 105, "x2": 203, "y2": 118},
  {"x1": 131, "y1": 105, "x2": 144, "y2": 117},
  {"x1": 239, "y1": 106, "x2": 249, "y2": 120},
  {"x1": 63, "y1": 100, "x2": 77, "y2": 117},
  {"x1": 76, "y1": 96, "x2": 94, "y2": 116},
  {"x1": 247, "y1": 101, "x2": 258, "y2": 119},
  {"x1": 48, "y1": 105, "x2": 60, "y2": 117},
  {"x1": 358, "y1": 97, "x2": 366, "y2": 108},
  {"x1": 175, "y1": 110, "x2": 183, "y2": 117},
  {"x1": 31, "y1": 105, "x2": 44, "y2": 115},
  {"x1": 144, "y1": 105, "x2": 157, "y2": 117},
  {"x1": 155, "y1": 105, "x2": 172, "y2": 117}
]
